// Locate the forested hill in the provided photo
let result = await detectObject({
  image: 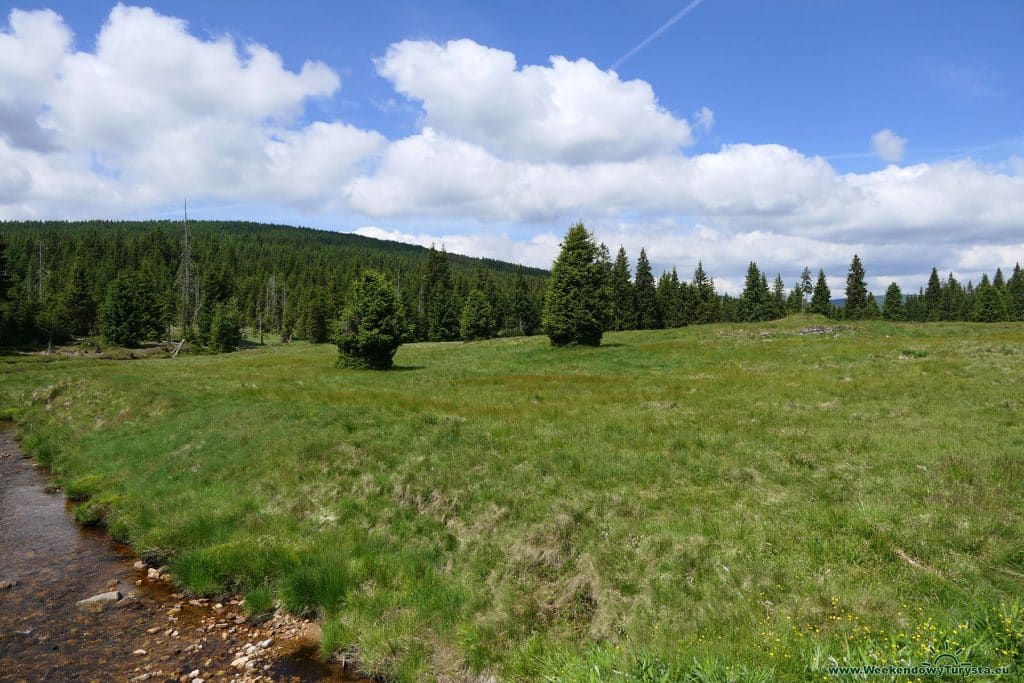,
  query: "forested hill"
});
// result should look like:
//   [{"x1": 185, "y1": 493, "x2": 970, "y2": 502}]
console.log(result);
[{"x1": 0, "y1": 220, "x2": 549, "y2": 347}]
